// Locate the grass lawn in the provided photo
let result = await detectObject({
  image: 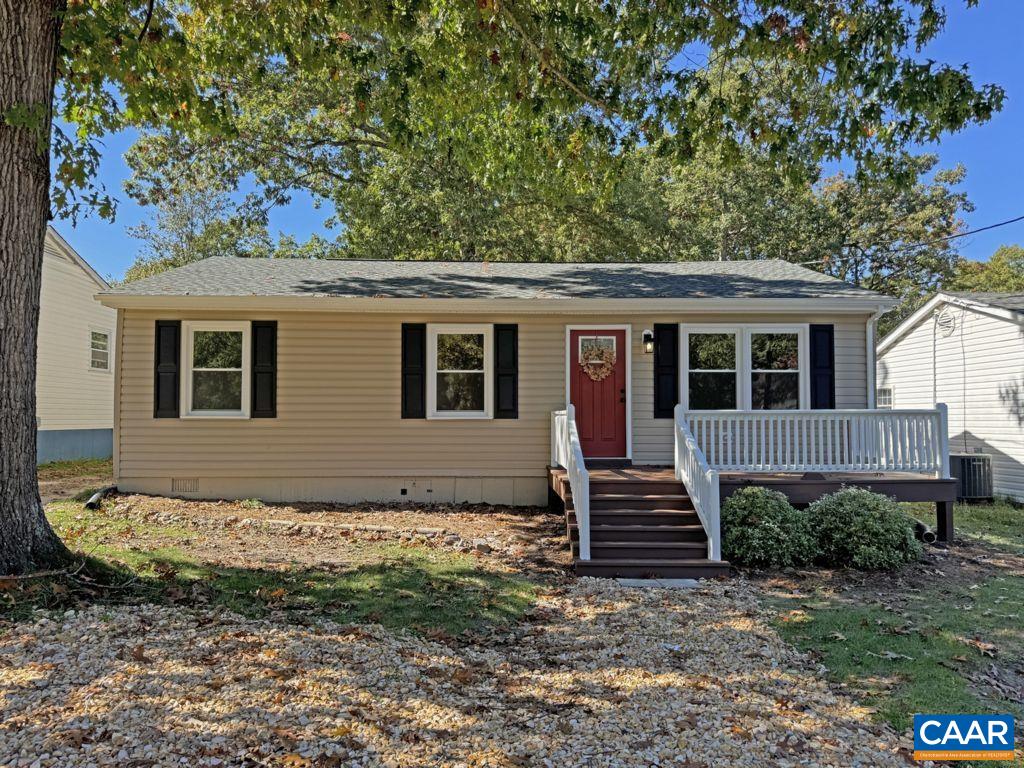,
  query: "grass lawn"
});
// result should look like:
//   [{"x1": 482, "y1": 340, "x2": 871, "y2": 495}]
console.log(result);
[
  {"x1": 37, "y1": 457, "x2": 112, "y2": 482},
  {"x1": 1, "y1": 500, "x2": 539, "y2": 637},
  {"x1": 770, "y1": 501, "x2": 1023, "y2": 765}
]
